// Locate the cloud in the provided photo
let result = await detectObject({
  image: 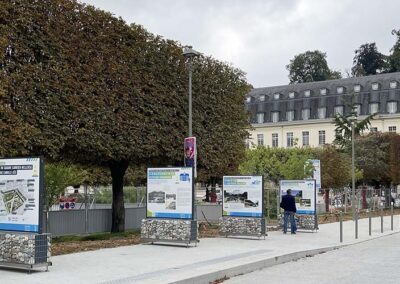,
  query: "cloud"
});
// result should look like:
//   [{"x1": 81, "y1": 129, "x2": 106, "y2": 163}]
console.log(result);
[{"x1": 83, "y1": 0, "x2": 400, "y2": 87}]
